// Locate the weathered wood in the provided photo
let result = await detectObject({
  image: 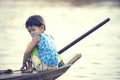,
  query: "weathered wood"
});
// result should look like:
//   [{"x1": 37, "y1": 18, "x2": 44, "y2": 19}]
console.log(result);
[
  {"x1": 67, "y1": 54, "x2": 81, "y2": 65},
  {"x1": 0, "y1": 54, "x2": 81, "y2": 80},
  {"x1": 0, "y1": 65, "x2": 71, "y2": 80},
  {"x1": 0, "y1": 69, "x2": 13, "y2": 74}
]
